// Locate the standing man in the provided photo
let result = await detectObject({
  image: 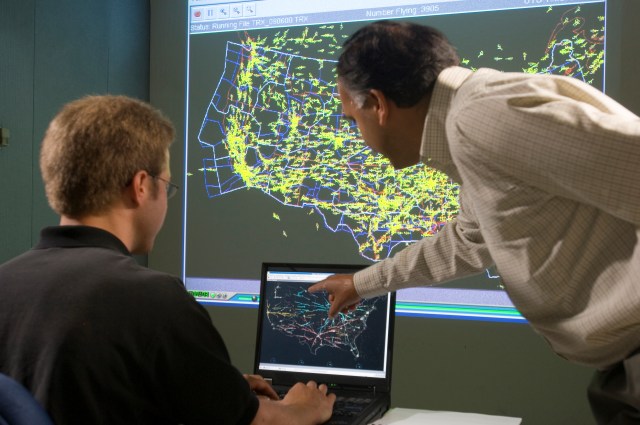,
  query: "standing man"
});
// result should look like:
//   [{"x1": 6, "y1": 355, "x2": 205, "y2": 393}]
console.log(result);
[
  {"x1": 309, "y1": 20, "x2": 640, "y2": 424},
  {"x1": 0, "y1": 95, "x2": 335, "y2": 424}
]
